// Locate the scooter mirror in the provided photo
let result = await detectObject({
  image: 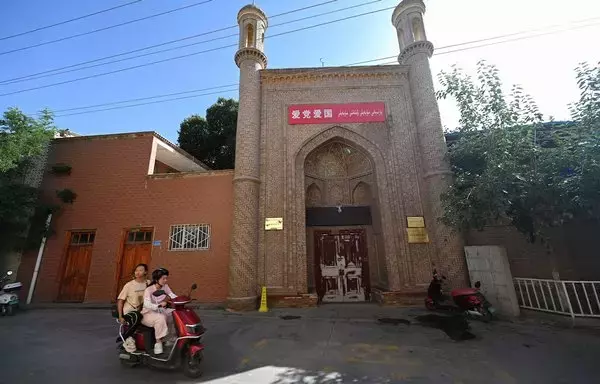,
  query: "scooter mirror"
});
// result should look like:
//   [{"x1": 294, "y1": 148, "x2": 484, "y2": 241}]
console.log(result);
[
  {"x1": 152, "y1": 290, "x2": 166, "y2": 297},
  {"x1": 6, "y1": 271, "x2": 13, "y2": 276},
  {"x1": 191, "y1": 283, "x2": 198, "y2": 290},
  {"x1": 441, "y1": 275, "x2": 447, "y2": 280}
]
